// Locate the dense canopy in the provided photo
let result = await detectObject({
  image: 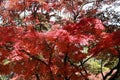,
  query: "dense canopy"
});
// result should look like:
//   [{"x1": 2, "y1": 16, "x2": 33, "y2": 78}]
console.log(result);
[{"x1": 0, "y1": 0, "x2": 120, "y2": 80}]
